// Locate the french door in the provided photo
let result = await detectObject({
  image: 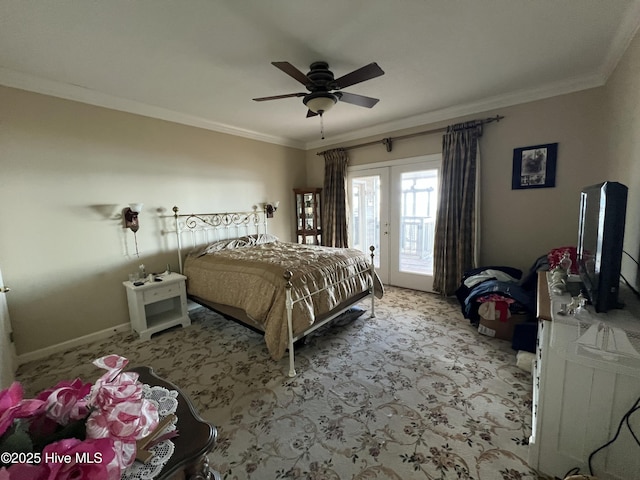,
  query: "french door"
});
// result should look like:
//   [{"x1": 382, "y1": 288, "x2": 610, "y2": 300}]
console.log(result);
[{"x1": 348, "y1": 155, "x2": 440, "y2": 292}]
